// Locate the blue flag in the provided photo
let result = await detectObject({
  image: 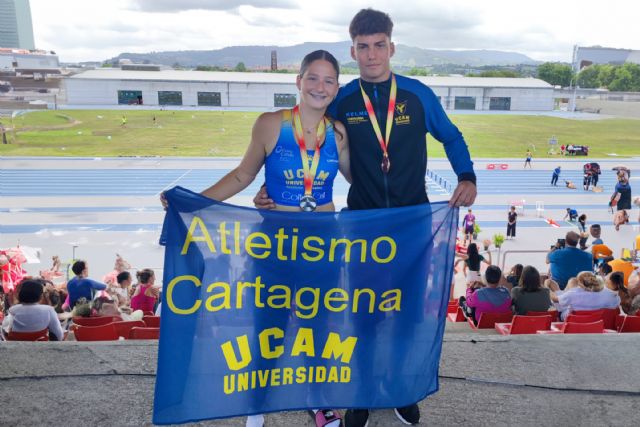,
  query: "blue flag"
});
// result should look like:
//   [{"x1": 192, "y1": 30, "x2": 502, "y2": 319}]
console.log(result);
[{"x1": 153, "y1": 186, "x2": 458, "y2": 424}]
